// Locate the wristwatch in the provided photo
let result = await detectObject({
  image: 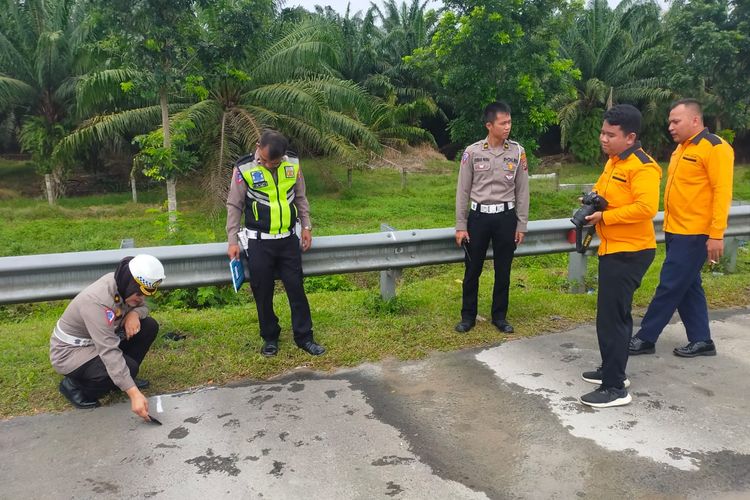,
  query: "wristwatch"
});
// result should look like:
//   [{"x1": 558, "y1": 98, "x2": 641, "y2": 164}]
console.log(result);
[{"x1": 303, "y1": 225, "x2": 312, "y2": 232}]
